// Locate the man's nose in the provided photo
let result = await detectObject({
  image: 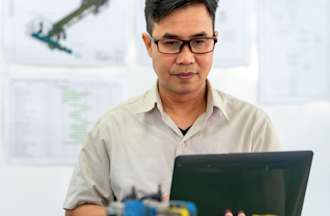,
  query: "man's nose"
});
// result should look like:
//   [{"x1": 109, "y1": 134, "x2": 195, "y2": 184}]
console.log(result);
[{"x1": 176, "y1": 44, "x2": 195, "y2": 65}]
